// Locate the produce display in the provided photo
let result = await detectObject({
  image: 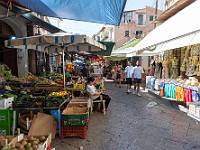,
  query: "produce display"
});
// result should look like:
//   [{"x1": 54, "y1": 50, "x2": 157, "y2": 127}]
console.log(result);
[
  {"x1": 48, "y1": 91, "x2": 69, "y2": 97},
  {"x1": 0, "y1": 61, "x2": 104, "y2": 143},
  {"x1": 0, "y1": 65, "x2": 14, "y2": 79},
  {"x1": 0, "y1": 135, "x2": 48, "y2": 150},
  {"x1": 94, "y1": 78, "x2": 104, "y2": 90}
]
